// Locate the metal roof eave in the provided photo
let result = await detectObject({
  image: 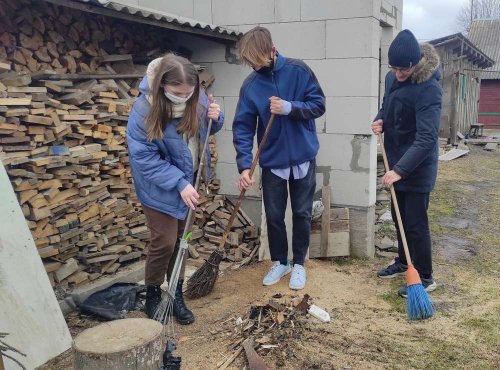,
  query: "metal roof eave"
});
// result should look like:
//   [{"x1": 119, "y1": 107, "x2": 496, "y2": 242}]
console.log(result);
[
  {"x1": 42, "y1": 0, "x2": 241, "y2": 43},
  {"x1": 429, "y1": 33, "x2": 495, "y2": 69}
]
